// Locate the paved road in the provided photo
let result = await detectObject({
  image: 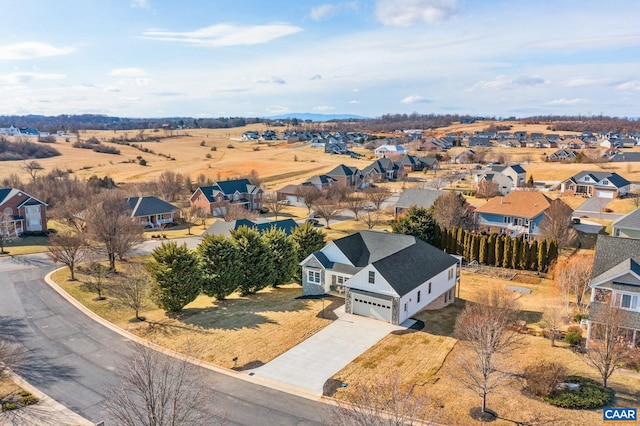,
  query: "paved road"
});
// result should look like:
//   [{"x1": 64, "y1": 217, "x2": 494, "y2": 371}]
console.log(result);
[{"x1": 0, "y1": 251, "x2": 331, "y2": 425}]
